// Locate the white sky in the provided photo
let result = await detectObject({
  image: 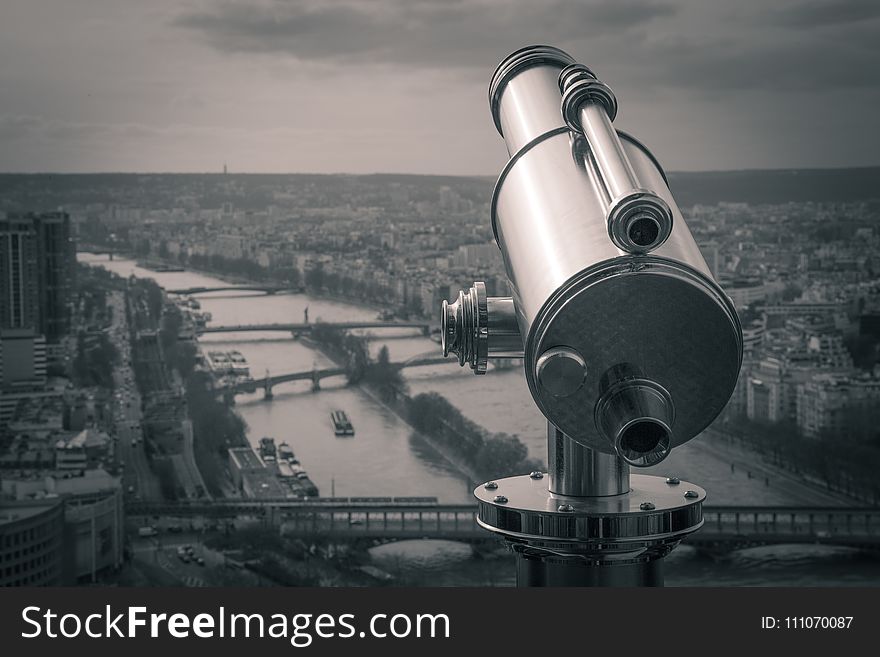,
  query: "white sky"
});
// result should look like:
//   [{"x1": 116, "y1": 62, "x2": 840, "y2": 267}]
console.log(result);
[{"x1": 1, "y1": 0, "x2": 878, "y2": 174}]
